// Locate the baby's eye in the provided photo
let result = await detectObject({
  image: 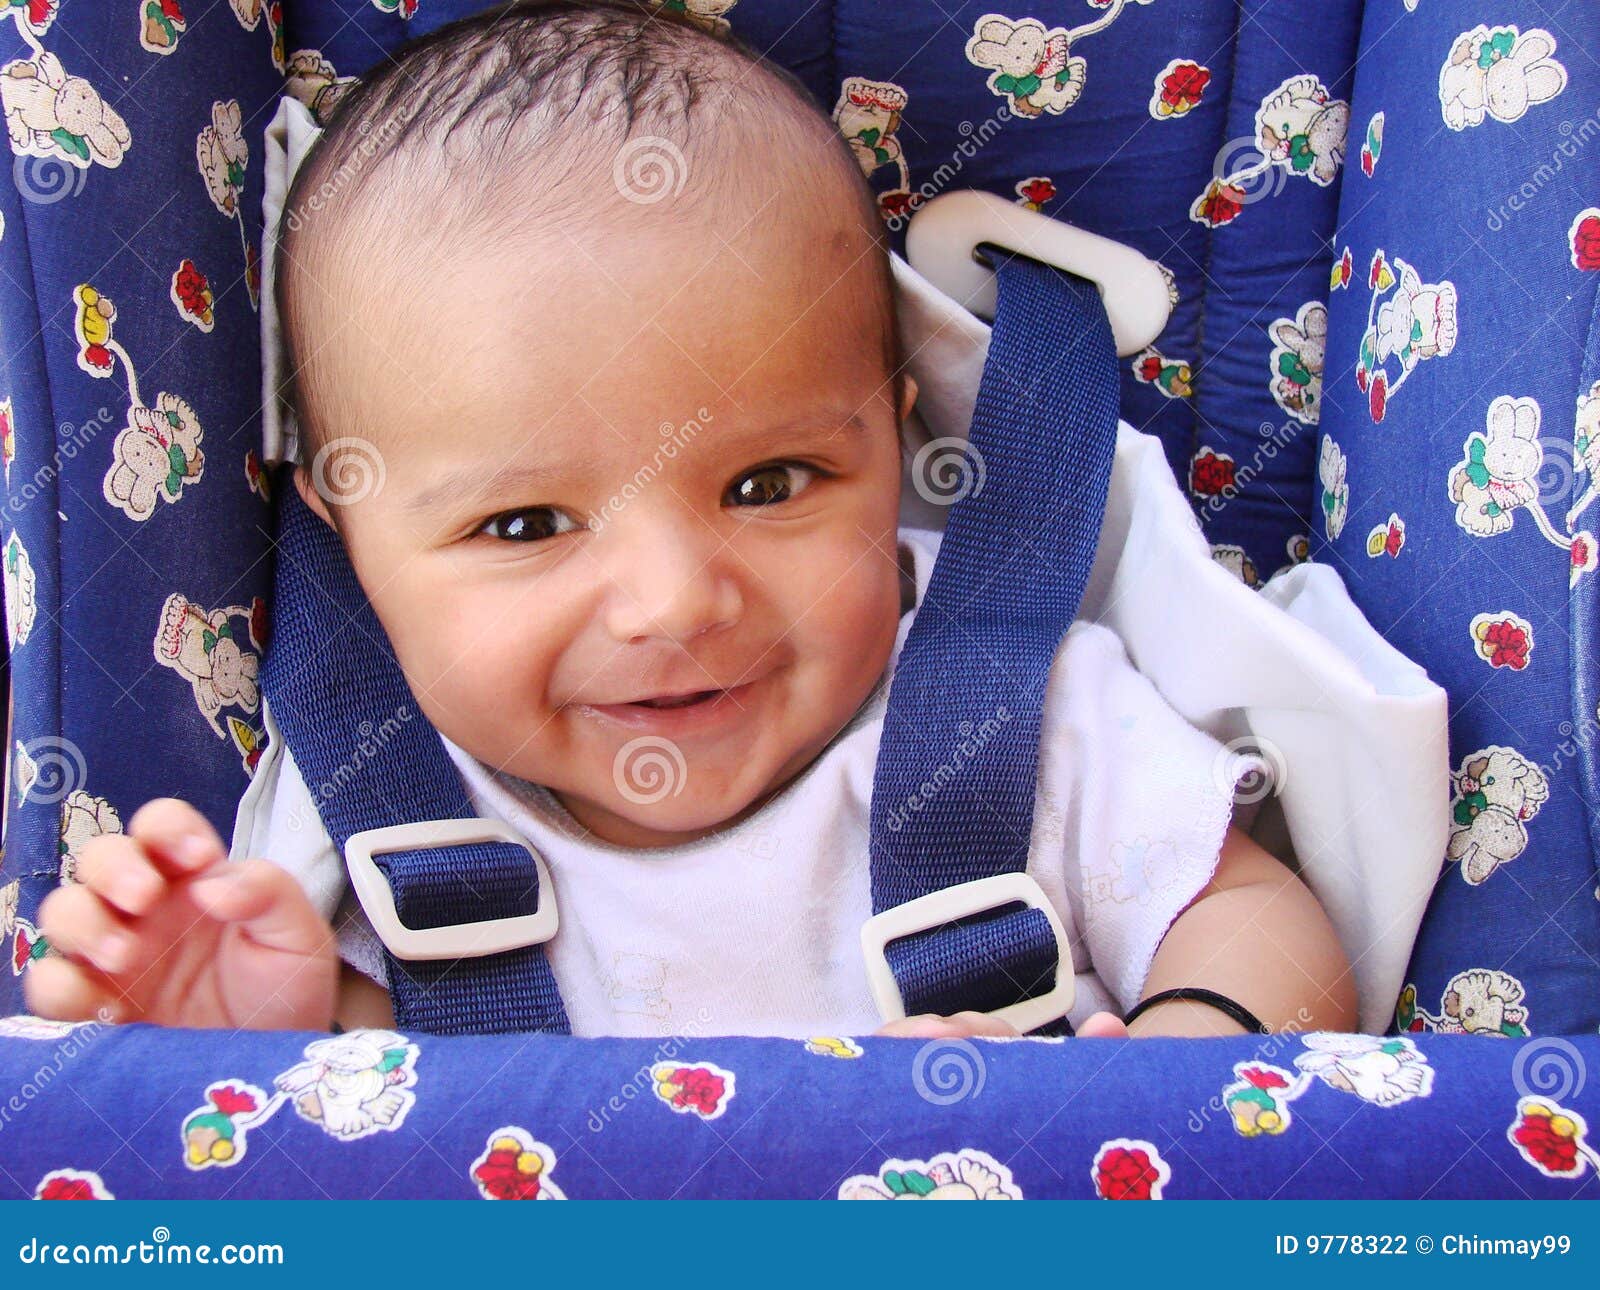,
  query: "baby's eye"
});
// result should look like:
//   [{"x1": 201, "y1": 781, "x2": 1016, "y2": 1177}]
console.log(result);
[
  {"x1": 727, "y1": 462, "x2": 821, "y2": 508},
  {"x1": 478, "y1": 507, "x2": 577, "y2": 542}
]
